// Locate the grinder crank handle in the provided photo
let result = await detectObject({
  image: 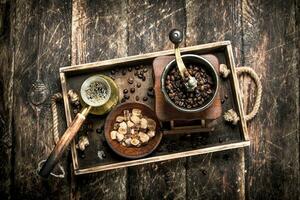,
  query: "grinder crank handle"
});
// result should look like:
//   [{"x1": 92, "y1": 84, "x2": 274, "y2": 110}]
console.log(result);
[
  {"x1": 169, "y1": 29, "x2": 197, "y2": 91},
  {"x1": 38, "y1": 106, "x2": 91, "y2": 178}
]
